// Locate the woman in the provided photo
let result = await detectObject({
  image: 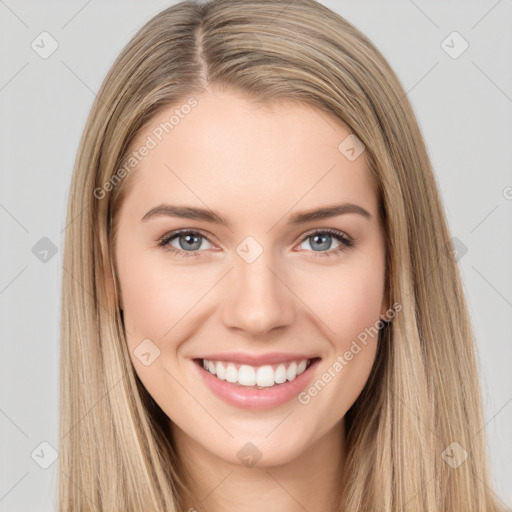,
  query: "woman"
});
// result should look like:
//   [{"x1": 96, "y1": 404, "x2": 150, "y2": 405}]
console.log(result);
[{"x1": 59, "y1": 0, "x2": 505, "y2": 510}]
